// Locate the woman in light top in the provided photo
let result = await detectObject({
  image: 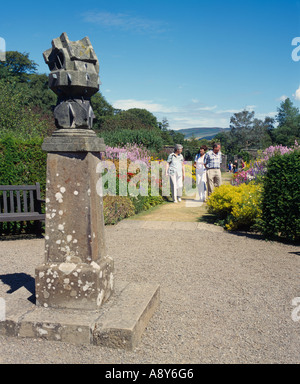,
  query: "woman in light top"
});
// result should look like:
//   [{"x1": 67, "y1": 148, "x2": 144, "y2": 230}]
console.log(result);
[
  {"x1": 193, "y1": 145, "x2": 208, "y2": 202},
  {"x1": 166, "y1": 144, "x2": 185, "y2": 203}
]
